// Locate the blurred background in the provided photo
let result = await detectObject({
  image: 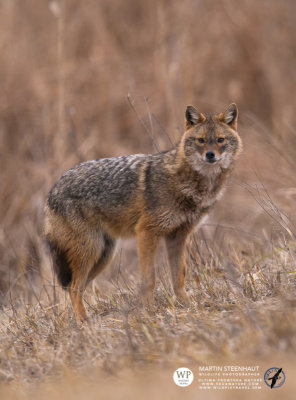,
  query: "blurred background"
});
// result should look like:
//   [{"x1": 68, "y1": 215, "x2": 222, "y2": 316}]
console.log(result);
[{"x1": 1, "y1": 0, "x2": 296, "y2": 301}]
